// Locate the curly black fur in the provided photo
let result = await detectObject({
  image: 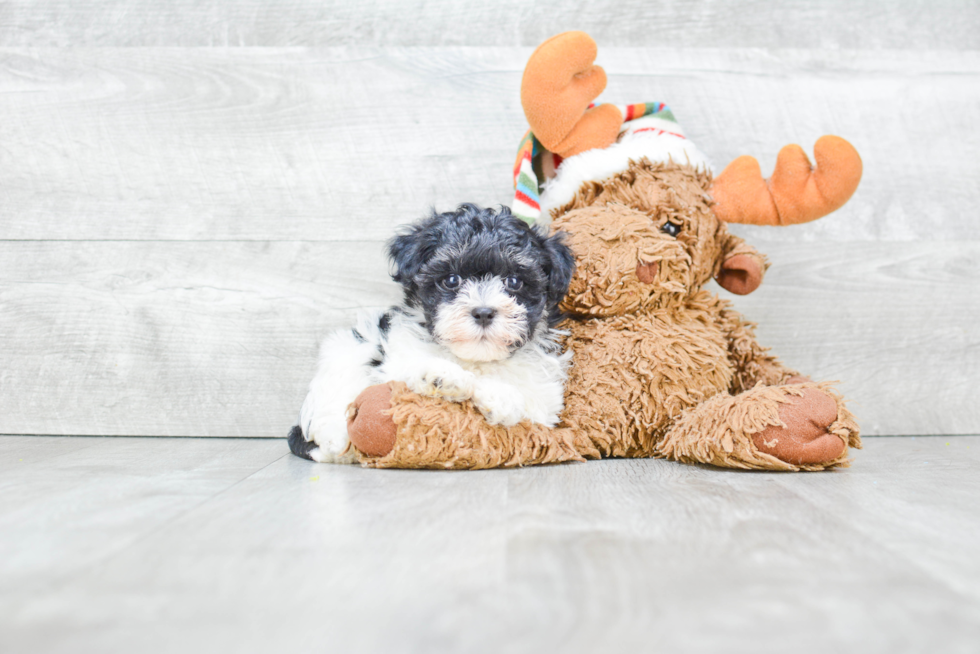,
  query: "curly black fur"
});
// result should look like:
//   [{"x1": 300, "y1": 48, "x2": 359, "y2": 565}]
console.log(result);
[{"x1": 287, "y1": 425, "x2": 316, "y2": 460}]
